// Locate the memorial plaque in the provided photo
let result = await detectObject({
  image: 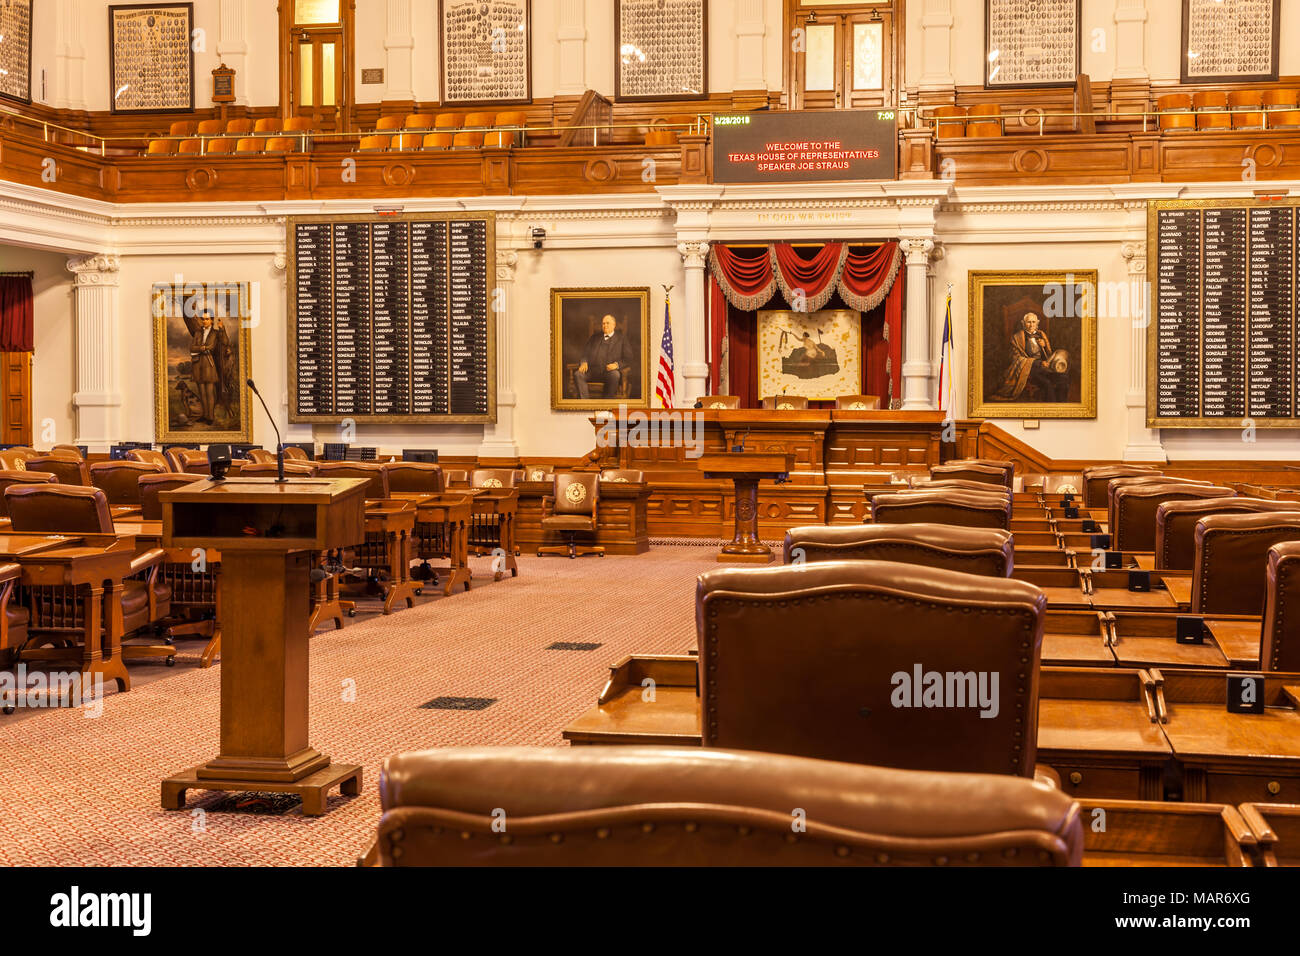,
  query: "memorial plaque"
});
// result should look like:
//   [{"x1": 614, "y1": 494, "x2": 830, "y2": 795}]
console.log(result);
[
  {"x1": 288, "y1": 213, "x2": 495, "y2": 423},
  {"x1": 1147, "y1": 199, "x2": 1300, "y2": 428}
]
